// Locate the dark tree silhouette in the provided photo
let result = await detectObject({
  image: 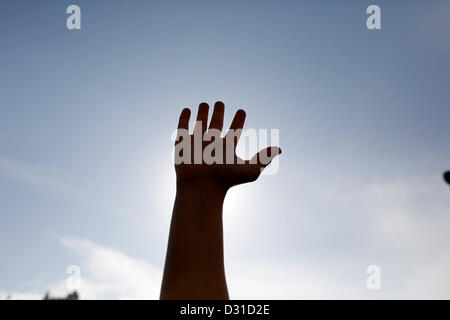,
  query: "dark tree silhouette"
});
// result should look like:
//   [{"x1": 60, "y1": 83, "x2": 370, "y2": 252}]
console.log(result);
[{"x1": 43, "y1": 291, "x2": 79, "y2": 300}]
